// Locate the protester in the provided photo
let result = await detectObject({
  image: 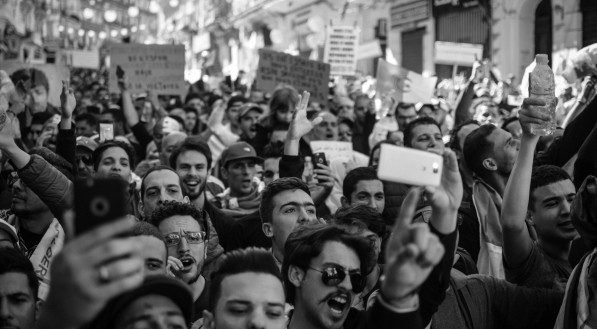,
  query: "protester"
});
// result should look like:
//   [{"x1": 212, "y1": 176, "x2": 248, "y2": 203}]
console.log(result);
[
  {"x1": 0, "y1": 247, "x2": 39, "y2": 329},
  {"x1": 130, "y1": 221, "x2": 168, "y2": 276},
  {"x1": 341, "y1": 167, "x2": 385, "y2": 215},
  {"x1": 395, "y1": 102, "x2": 418, "y2": 131},
  {"x1": 237, "y1": 102, "x2": 263, "y2": 143},
  {"x1": 75, "y1": 136, "x2": 97, "y2": 178},
  {"x1": 403, "y1": 117, "x2": 445, "y2": 155}
]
